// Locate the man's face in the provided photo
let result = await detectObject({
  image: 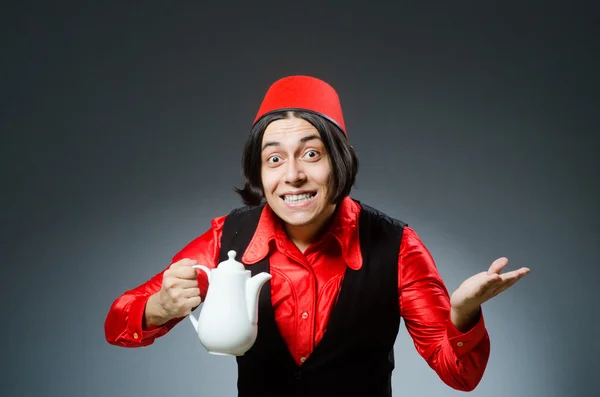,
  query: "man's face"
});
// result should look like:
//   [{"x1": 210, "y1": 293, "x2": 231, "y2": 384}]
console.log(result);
[{"x1": 260, "y1": 116, "x2": 334, "y2": 228}]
